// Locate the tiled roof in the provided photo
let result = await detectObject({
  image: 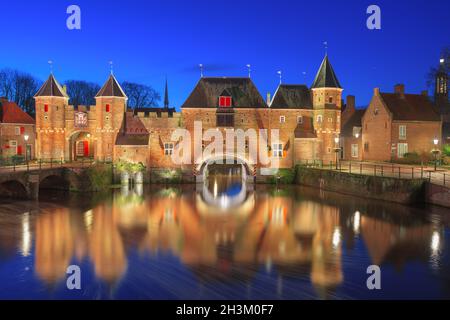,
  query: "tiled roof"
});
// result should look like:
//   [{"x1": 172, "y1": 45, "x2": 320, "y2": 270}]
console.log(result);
[
  {"x1": 0, "y1": 99, "x2": 35, "y2": 124},
  {"x1": 181, "y1": 77, "x2": 267, "y2": 108},
  {"x1": 96, "y1": 74, "x2": 127, "y2": 98},
  {"x1": 311, "y1": 55, "x2": 342, "y2": 89},
  {"x1": 116, "y1": 134, "x2": 149, "y2": 146},
  {"x1": 270, "y1": 85, "x2": 312, "y2": 109},
  {"x1": 380, "y1": 93, "x2": 441, "y2": 121},
  {"x1": 34, "y1": 74, "x2": 68, "y2": 98}
]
